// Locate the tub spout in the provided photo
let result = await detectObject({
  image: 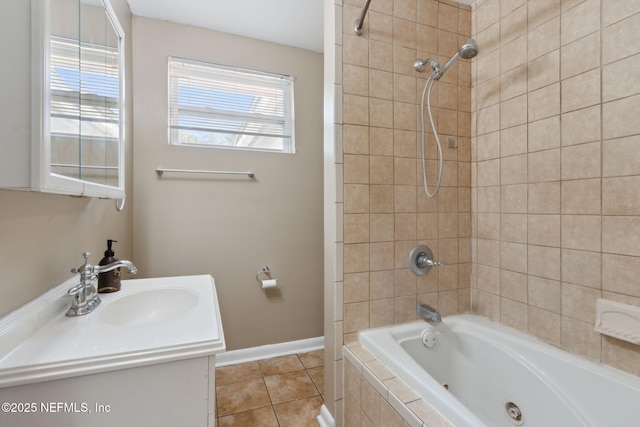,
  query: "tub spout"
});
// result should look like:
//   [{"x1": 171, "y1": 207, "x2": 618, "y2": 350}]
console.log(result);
[{"x1": 417, "y1": 304, "x2": 441, "y2": 323}]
